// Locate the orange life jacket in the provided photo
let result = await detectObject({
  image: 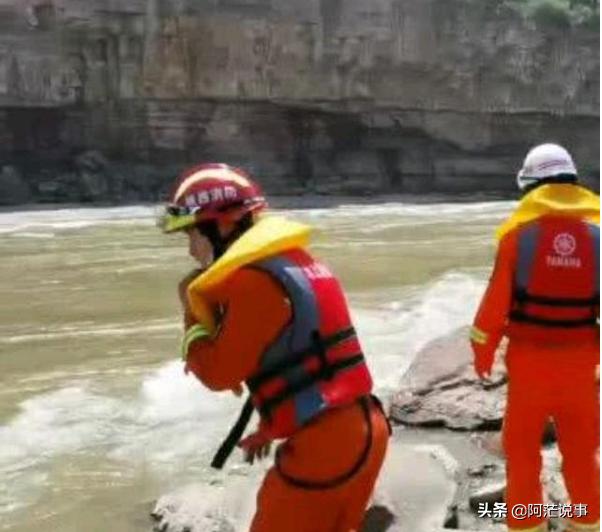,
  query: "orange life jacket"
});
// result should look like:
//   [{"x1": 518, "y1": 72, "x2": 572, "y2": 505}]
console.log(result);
[{"x1": 507, "y1": 215, "x2": 599, "y2": 343}]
